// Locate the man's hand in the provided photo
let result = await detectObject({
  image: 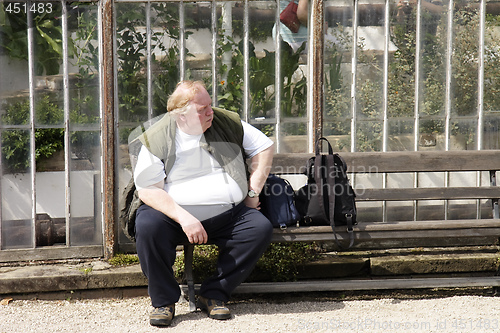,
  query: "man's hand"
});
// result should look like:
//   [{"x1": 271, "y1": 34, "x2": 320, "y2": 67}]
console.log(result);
[
  {"x1": 179, "y1": 217, "x2": 208, "y2": 244},
  {"x1": 244, "y1": 195, "x2": 261, "y2": 210},
  {"x1": 138, "y1": 181, "x2": 208, "y2": 244}
]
